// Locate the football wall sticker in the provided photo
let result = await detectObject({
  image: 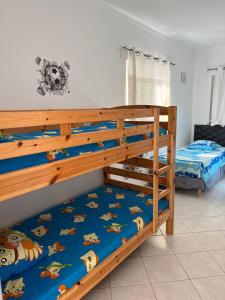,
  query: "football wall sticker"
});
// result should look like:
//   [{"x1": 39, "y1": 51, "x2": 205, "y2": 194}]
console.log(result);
[{"x1": 35, "y1": 57, "x2": 70, "y2": 96}]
